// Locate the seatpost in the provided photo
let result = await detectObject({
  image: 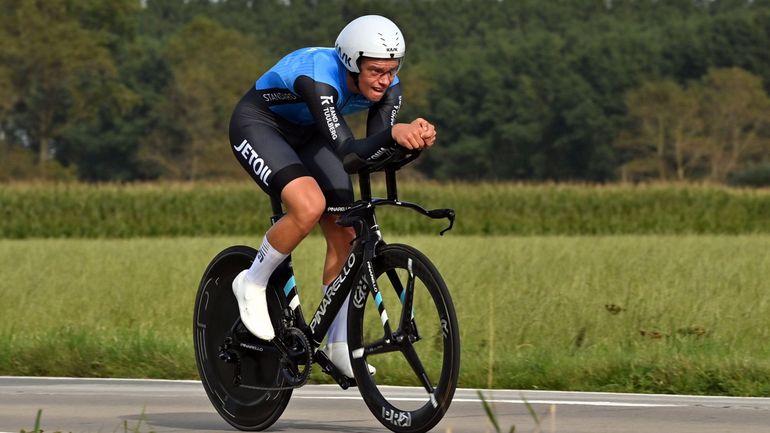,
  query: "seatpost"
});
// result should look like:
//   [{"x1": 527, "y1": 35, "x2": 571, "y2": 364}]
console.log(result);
[
  {"x1": 269, "y1": 195, "x2": 284, "y2": 224},
  {"x1": 385, "y1": 169, "x2": 398, "y2": 201},
  {"x1": 358, "y1": 172, "x2": 372, "y2": 201}
]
